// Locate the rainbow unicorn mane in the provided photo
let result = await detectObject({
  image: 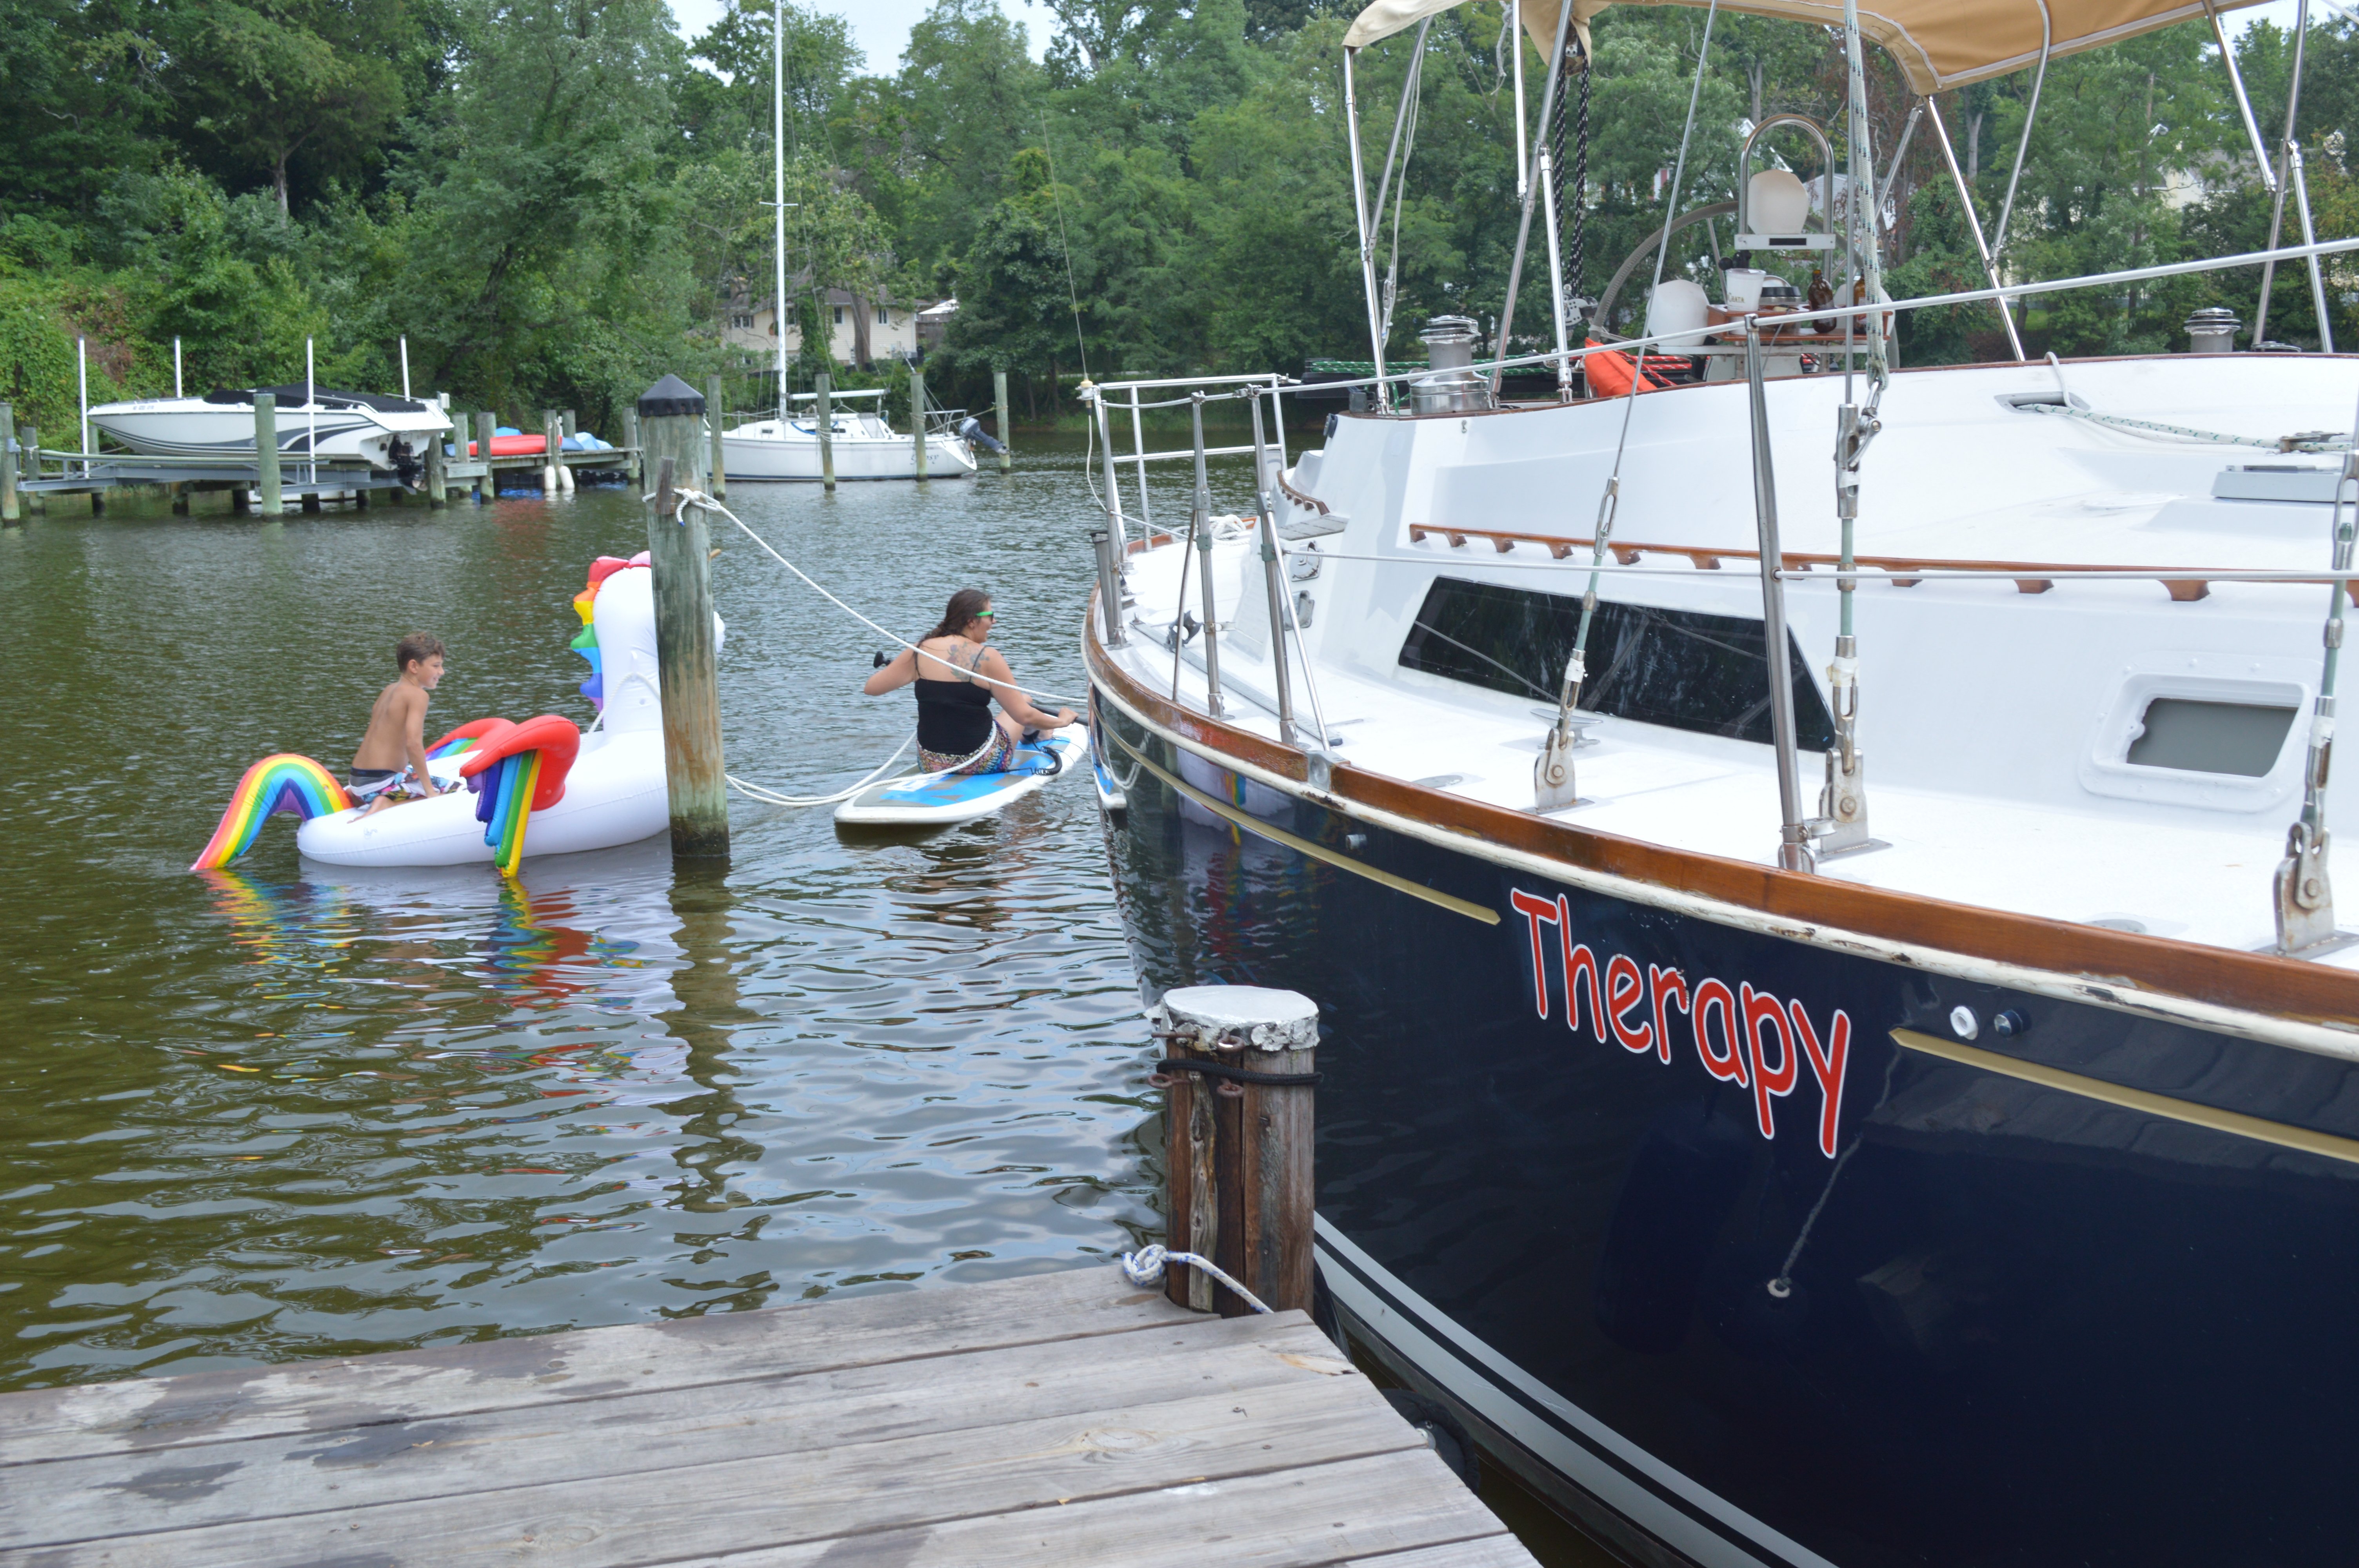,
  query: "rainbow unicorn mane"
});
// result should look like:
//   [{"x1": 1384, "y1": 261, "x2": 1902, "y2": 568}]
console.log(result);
[
  {"x1": 458, "y1": 713, "x2": 580, "y2": 877},
  {"x1": 571, "y1": 555, "x2": 642, "y2": 713},
  {"x1": 191, "y1": 755, "x2": 353, "y2": 870}
]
